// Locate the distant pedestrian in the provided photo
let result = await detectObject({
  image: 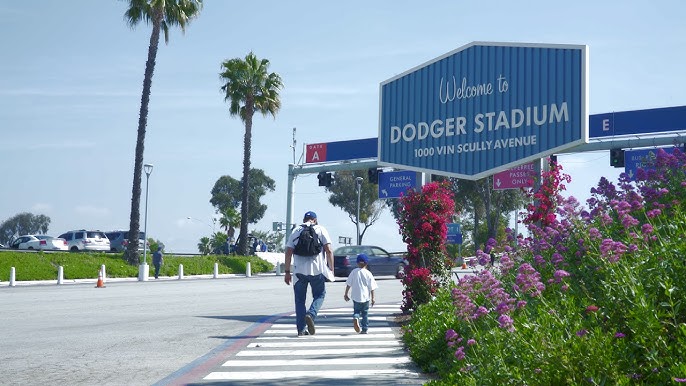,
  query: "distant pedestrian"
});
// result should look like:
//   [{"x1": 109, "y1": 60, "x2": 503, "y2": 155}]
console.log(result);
[
  {"x1": 152, "y1": 246, "x2": 163, "y2": 279},
  {"x1": 284, "y1": 211, "x2": 333, "y2": 336},
  {"x1": 344, "y1": 253, "x2": 378, "y2": 334}
]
